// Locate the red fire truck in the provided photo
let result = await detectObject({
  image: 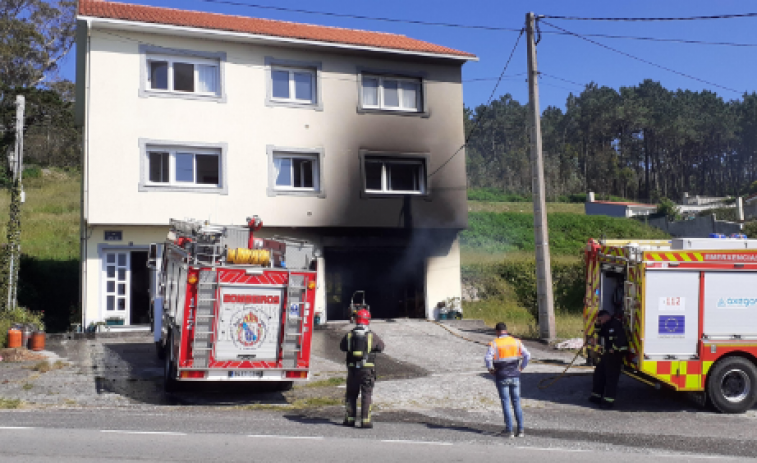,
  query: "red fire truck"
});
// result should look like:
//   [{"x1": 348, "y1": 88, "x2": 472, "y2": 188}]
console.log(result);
[
  {"x1": 584, "y1": 236, "x2": 757, "y2": 413},
  {"x1": 149, "y1": 216, "x2": 318, "y2": 392}
]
